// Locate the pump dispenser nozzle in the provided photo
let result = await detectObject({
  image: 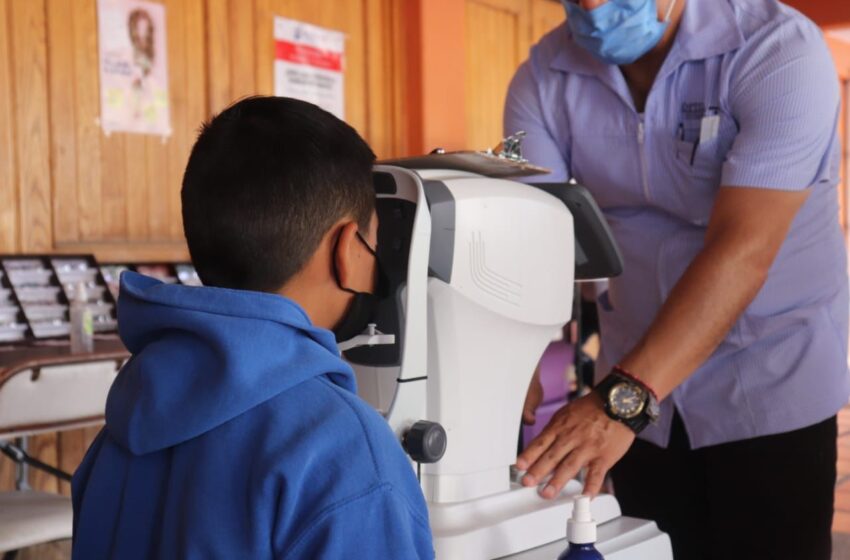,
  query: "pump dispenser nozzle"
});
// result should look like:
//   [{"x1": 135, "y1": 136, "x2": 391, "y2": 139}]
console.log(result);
[
  {"x1": 568, "y1": 495, "x2": 597, "y2": 544},
  {"x1": 558, "y1": 495, "x2": 604, "y2": 559}
]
